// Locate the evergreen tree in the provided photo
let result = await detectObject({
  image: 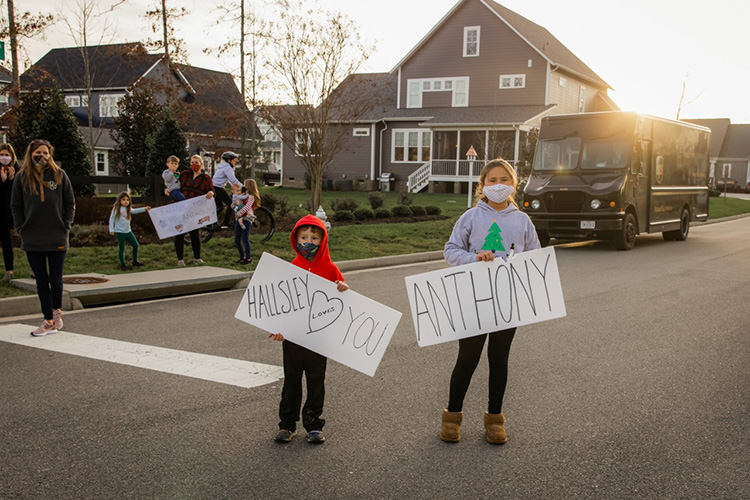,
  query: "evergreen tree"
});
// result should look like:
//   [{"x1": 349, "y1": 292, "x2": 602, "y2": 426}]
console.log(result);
[
  {"x1": 111, "y1": 88, "x2": 163, "y2": 177},
  {"x1": 482, "y1": 220, "x2": 505, "y2": 252},
  {"x1": 147, "y1": 107, "x2": 189, "y2": 177},
  {"x1": 6, "y1": 85, "x2": 94, "y2": 196}
]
